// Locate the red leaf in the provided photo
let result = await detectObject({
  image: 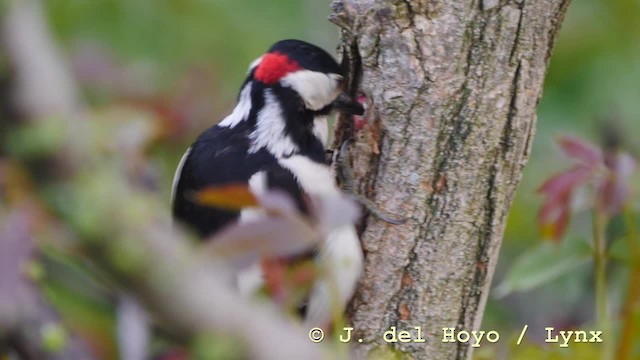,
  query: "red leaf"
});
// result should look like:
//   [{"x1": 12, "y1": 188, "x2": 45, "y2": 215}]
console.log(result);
[
  {"x1": 551, "y1": 203, "x2": 571, "y2": 241},
  {"x1": 538, "y1": 190, "x2": 572, "y2": 241},
  {"x1": 558, "y1": 135, "x2": 603, "y2": 165},
  {"x1": 538, "y1": 166, "x2": 592, "y2": 197},
  {"x1": 537, "y1": 166, "x2": 592, "y2": 241}
]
